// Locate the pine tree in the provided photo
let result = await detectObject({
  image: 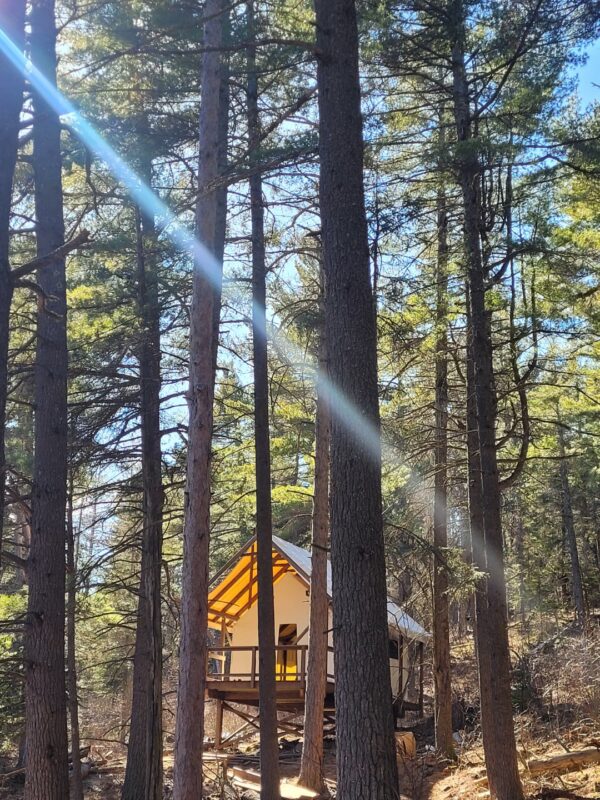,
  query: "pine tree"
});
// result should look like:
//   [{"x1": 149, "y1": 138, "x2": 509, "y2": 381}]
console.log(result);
[
  {"x1": 25, "y1": 1, "x2": 70, "y2": 796},
  {"x1": 172, "y1": 1, "x2": 229, "y2": 797},
  {"x1": 314, "y1": 1, "x2": 400, "y2": 797},
  {"x1": 0, "y1": 0, "x2": 26, "y2": 562}
]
